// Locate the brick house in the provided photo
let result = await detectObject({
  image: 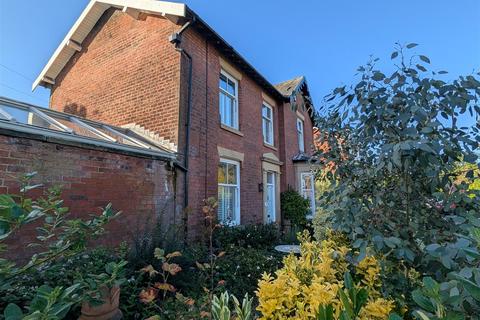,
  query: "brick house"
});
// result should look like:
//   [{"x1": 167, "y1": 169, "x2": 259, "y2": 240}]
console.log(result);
[{"x1": 30, "y1": 0, "x2": 317, "y2": 236}]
